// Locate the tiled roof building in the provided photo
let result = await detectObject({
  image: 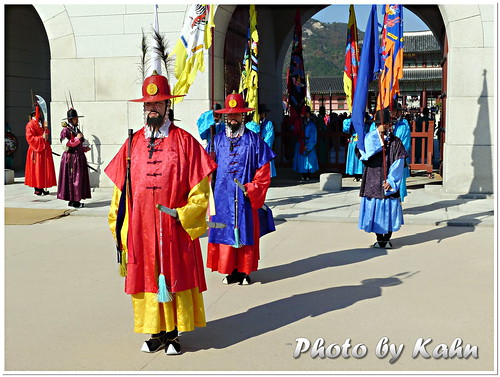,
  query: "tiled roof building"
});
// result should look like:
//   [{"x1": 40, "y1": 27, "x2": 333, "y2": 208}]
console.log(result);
[{"x1": 285, "y1": 31, "x2": 442, "y2": 113}]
